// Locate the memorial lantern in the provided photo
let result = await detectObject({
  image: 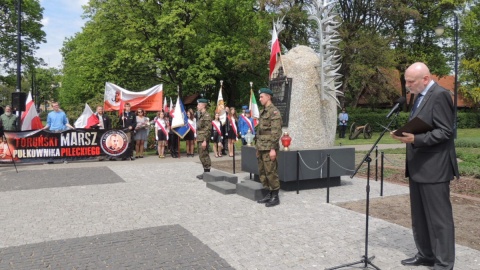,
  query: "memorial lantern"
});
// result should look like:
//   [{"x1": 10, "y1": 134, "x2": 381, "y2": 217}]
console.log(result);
[
  {"x1": 281, "y1": 131, "x2": 292, "y2": 151},
  {"x1": 245, "y1": 130, "x2": 255, "y2": 146}
]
